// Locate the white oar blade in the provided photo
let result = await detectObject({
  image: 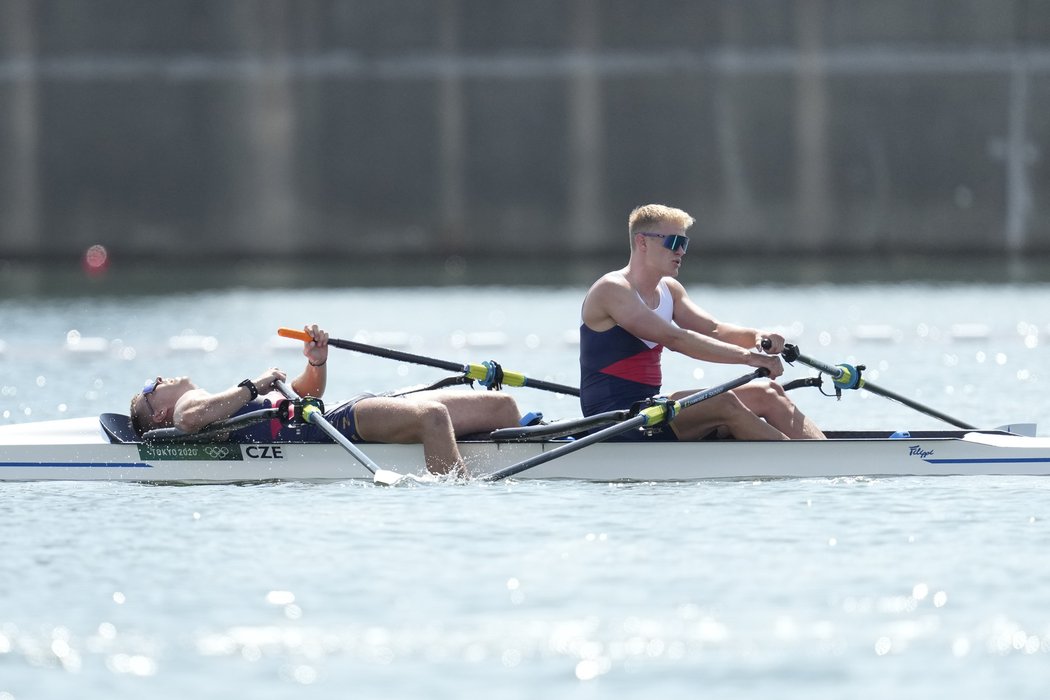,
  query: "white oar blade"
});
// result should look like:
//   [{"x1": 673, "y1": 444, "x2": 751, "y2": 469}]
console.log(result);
[
  {"x1": 373, "y1": 469, "x2": 407, "y2": 486},
  {"x1": 373, "y1": 469, "x2": 464, "y2": 486}
]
